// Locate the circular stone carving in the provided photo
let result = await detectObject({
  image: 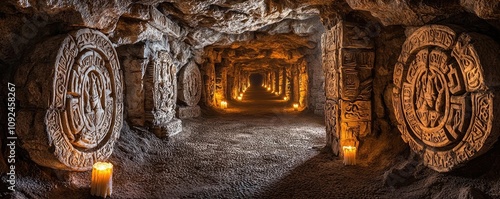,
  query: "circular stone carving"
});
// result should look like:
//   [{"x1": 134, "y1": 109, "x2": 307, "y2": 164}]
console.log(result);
[
  {"x1": 178, "y1": 61, "x2": 202, "y2": 106},
  {"x1": 18, "y1": 29, "x2": 123, "y2": 171},
  {"x1": 392, "y1": 25, "x2": 500, "y2": 172}
]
